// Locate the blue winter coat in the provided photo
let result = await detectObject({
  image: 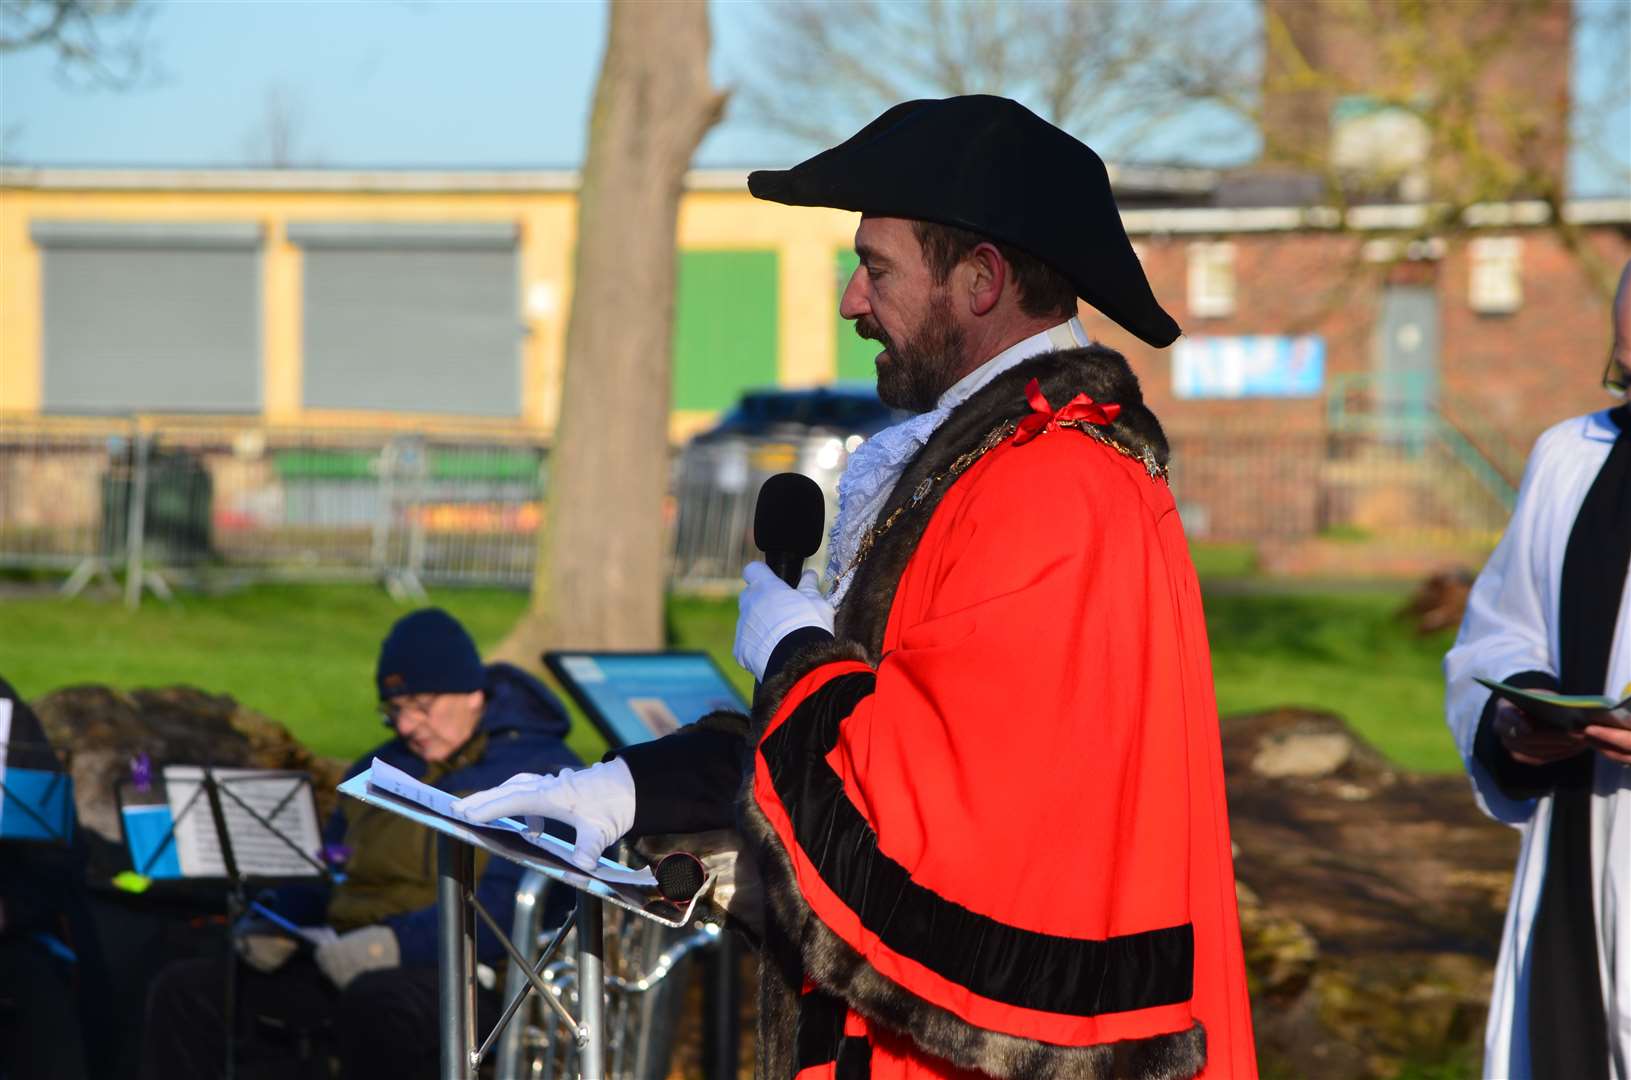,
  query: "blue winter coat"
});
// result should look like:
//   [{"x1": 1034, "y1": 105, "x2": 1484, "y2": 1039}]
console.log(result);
[{"x1": 270, "y1": 662, "x2": 581, "y2": 967}]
